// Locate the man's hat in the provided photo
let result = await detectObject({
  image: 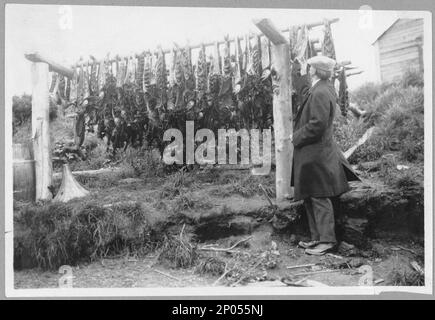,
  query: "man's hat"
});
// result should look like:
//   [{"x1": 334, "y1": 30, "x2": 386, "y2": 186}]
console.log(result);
[{"x1": 307, "y1": 56, "x2": 336, "y2": 72}]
